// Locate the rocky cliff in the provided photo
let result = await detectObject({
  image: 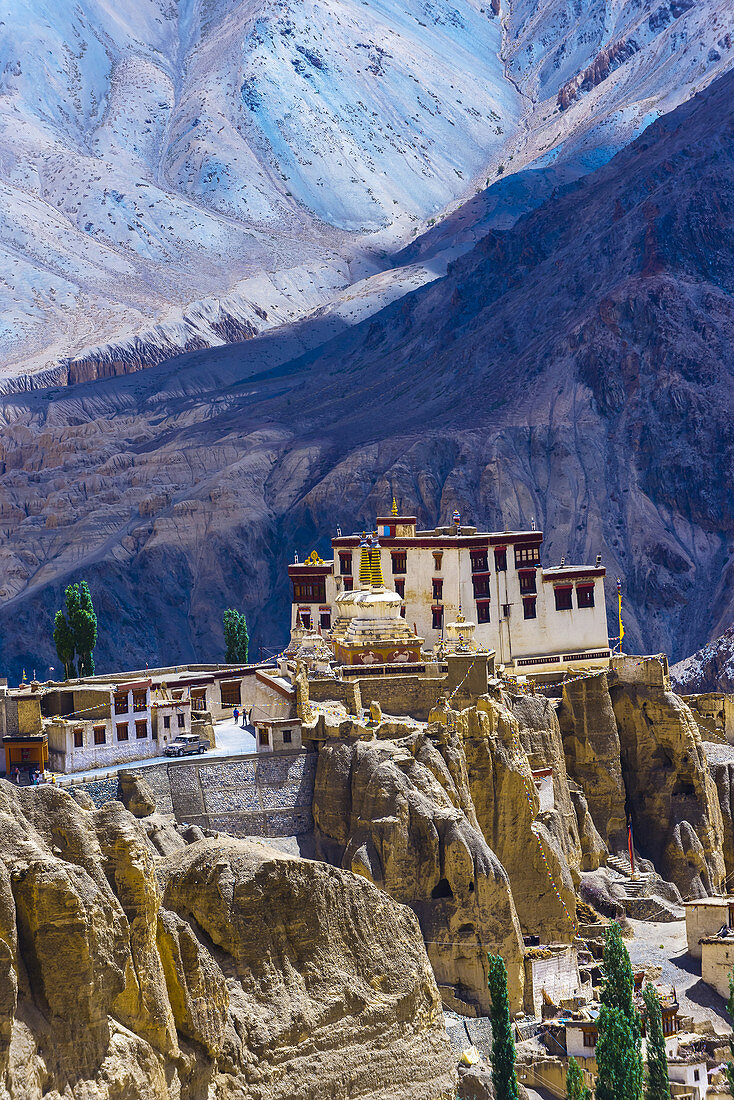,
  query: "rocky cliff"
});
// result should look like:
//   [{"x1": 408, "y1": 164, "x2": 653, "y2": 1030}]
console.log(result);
[
  {"x1": 672, "y1": 628, "x2": 734, "y2": 694},
  {"x1": 0, "y1": 782, "x2": 456, "y2": 1100}
]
